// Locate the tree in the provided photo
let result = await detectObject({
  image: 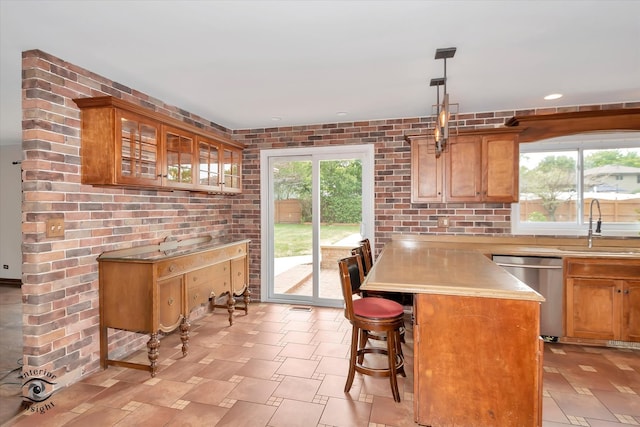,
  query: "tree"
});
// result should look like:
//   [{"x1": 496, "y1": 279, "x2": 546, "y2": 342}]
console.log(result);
[
  {"x1": 520, "y1": 155, "x2": 576, "y2": 221},
  {"x1": 584, "y1": 150, "x2": 640, "y2": 169},
  {"x1": 272, "y1": 159, "x2": 363, "y2": 224},
  {"x1": 273, "y1": 161, "x2": 311, "y2": 201},
  {"x1": 320, "y1": 160, "x2": 362, "y2": 223}
]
